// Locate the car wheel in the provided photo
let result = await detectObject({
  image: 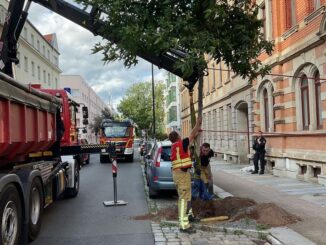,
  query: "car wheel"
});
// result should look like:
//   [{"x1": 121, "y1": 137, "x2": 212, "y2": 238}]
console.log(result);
[
  {"x1": 148, "y1": 185, "x2": 158, "y2": 198},
  {"x1": 28, "y1": 178, "x2": 44, "y2": 242}
]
